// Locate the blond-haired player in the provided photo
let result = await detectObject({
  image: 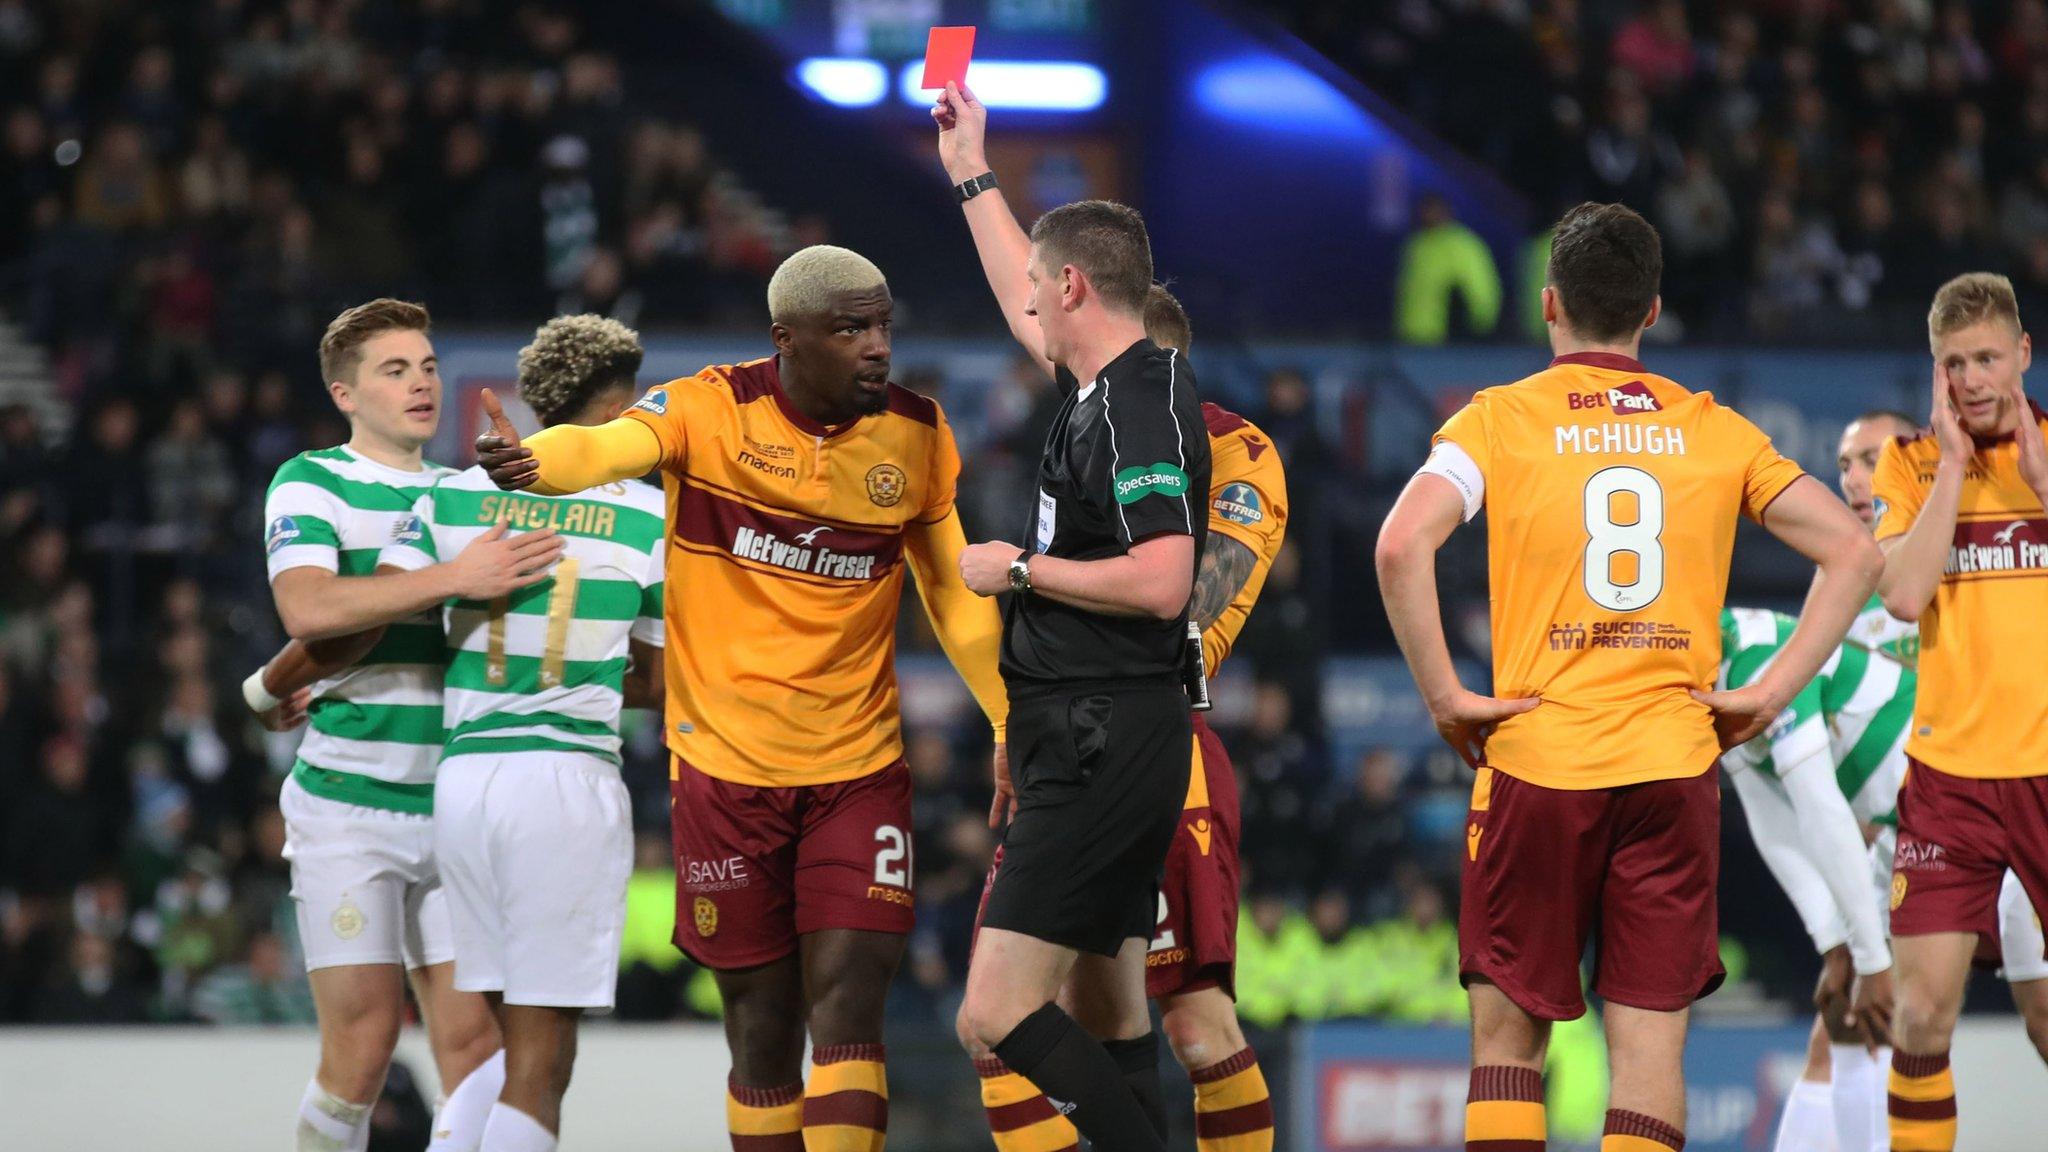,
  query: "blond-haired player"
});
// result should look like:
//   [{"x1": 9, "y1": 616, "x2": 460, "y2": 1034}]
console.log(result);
[
  {"x1": 476, "y1": 248, "x2": 1008, "y2": 1152},
  {"x1": 1873, "y1": 272, "x2": 2048, "y2": 1152}
]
